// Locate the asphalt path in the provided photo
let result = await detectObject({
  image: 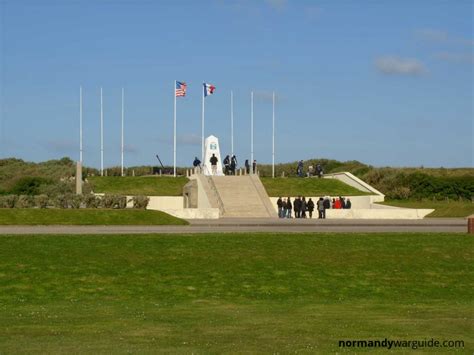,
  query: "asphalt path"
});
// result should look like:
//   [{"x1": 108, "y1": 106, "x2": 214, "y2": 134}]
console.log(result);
[{"x1": 0, "y1": 218, "x2": 467, "y2": 234}]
